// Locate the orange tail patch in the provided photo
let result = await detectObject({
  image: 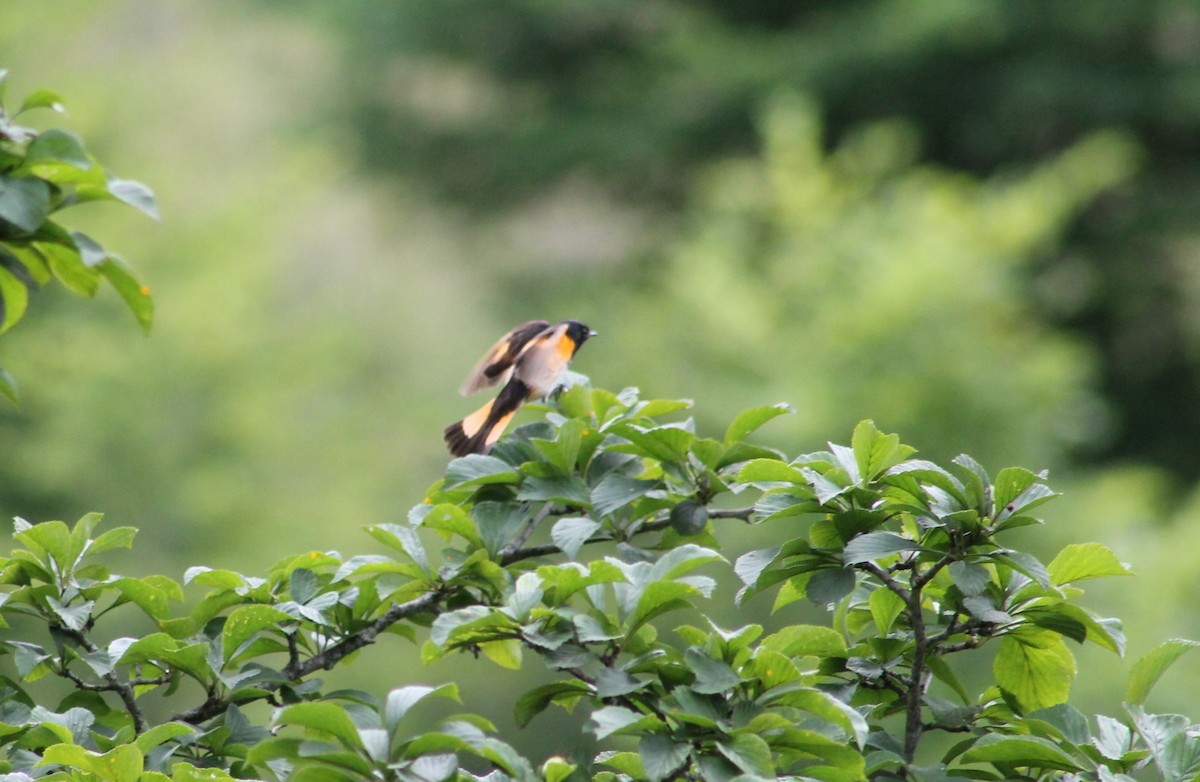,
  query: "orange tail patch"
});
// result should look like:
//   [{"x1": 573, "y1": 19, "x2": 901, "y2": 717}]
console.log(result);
[{"x1": 444, "y1": 381, "x2": 529, "y2": 457}]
